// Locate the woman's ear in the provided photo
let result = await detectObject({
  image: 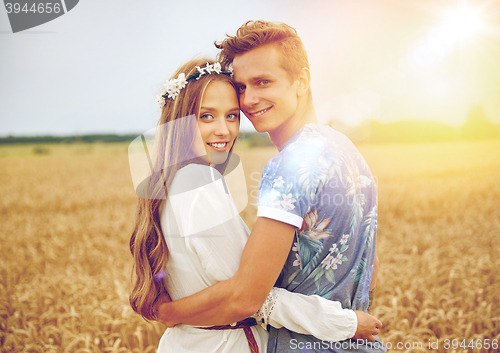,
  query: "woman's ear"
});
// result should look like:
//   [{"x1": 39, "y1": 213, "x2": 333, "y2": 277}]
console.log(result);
[{"x1": 296, "y1": 67, "x2": 311, "y2": 97}]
